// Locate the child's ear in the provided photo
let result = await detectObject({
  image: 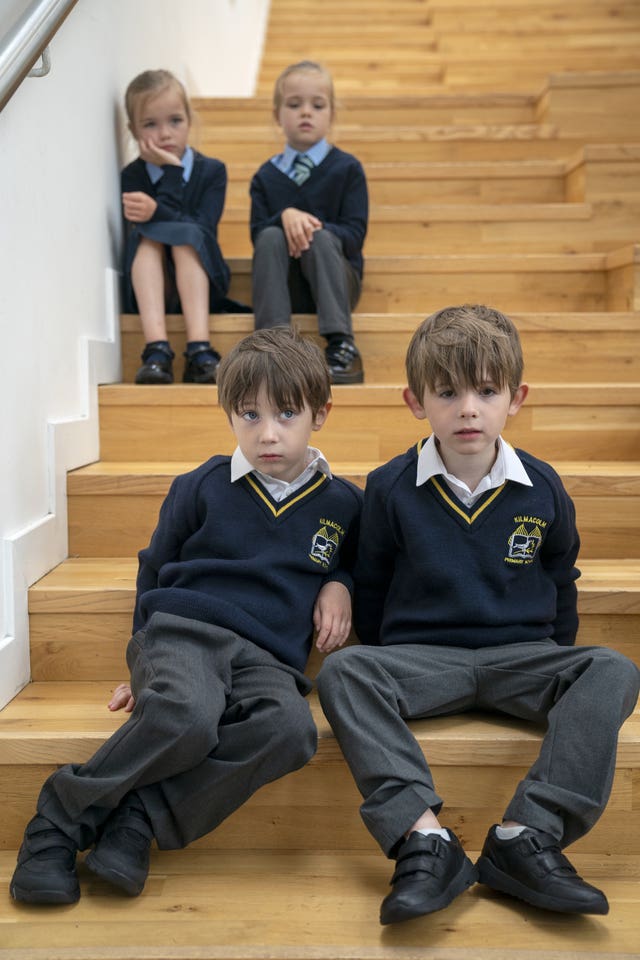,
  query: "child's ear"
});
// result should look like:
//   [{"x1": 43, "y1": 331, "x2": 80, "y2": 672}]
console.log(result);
[
  {"x1": 403, "y1": 387, "x2": 427, "y2": 421},
  {"x1": 312, "y1": 401, "x2": 332, "y2": 431},
  {"x1": 508, "y1": 383, "x2": 529, "y2": 416}
]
